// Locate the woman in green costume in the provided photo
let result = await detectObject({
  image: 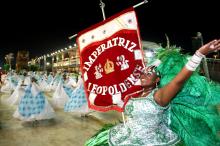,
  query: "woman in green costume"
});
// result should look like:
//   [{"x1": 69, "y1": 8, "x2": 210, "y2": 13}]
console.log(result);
[{"x1": 85, "y1": 39, "x2": 220, "y2": 146}]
